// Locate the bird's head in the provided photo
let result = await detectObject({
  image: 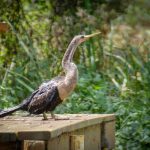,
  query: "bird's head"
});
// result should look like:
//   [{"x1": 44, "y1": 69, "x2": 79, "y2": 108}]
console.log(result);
[
  {"x1": 62, "y1": 32, "x2": 101, "y2": 68},
  {"x1": 73, "y1": 32, "x2": 101, "y2": 45}
]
